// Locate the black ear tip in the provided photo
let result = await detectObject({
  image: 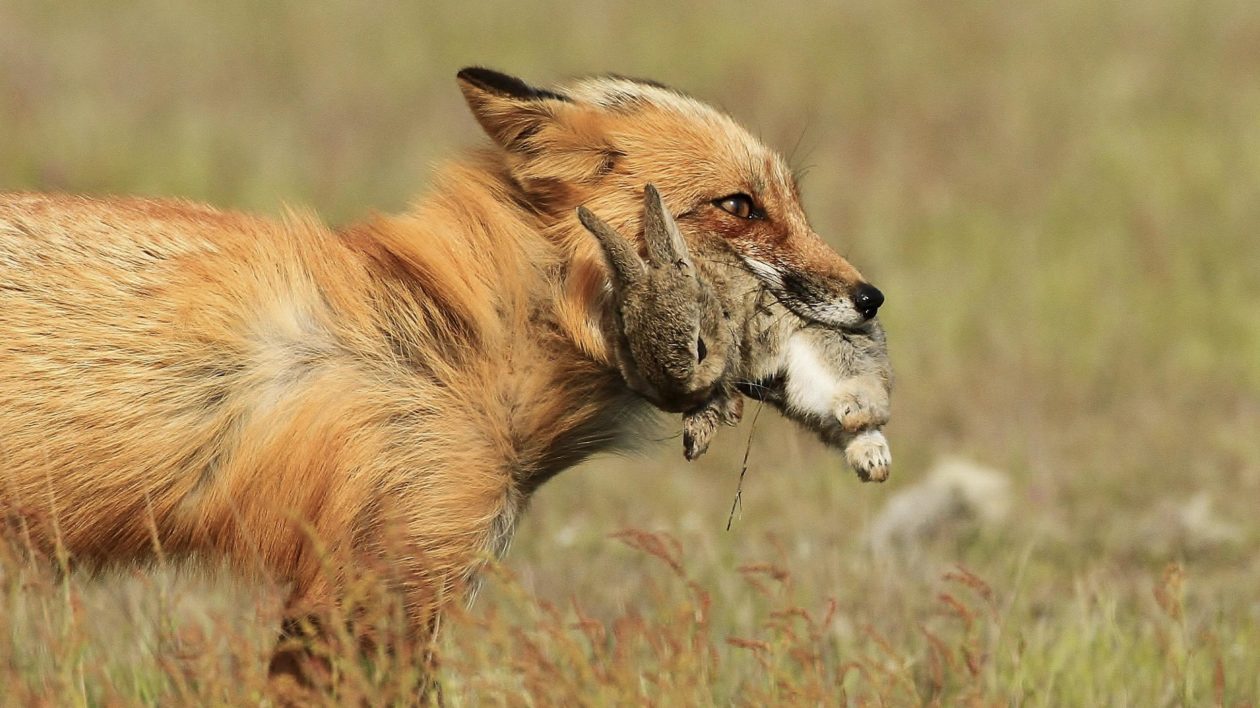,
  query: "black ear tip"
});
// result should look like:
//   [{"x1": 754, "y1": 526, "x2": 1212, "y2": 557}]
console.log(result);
[
  {"x1": 457, "y1": 66, "x2": 503, "y2": 84},
  {"x1": 456, "y1": 67, "x2": 572, "y2": 103},
  {"x1": 457, "y1": 67, "x2": 519, "y2": 93}
]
